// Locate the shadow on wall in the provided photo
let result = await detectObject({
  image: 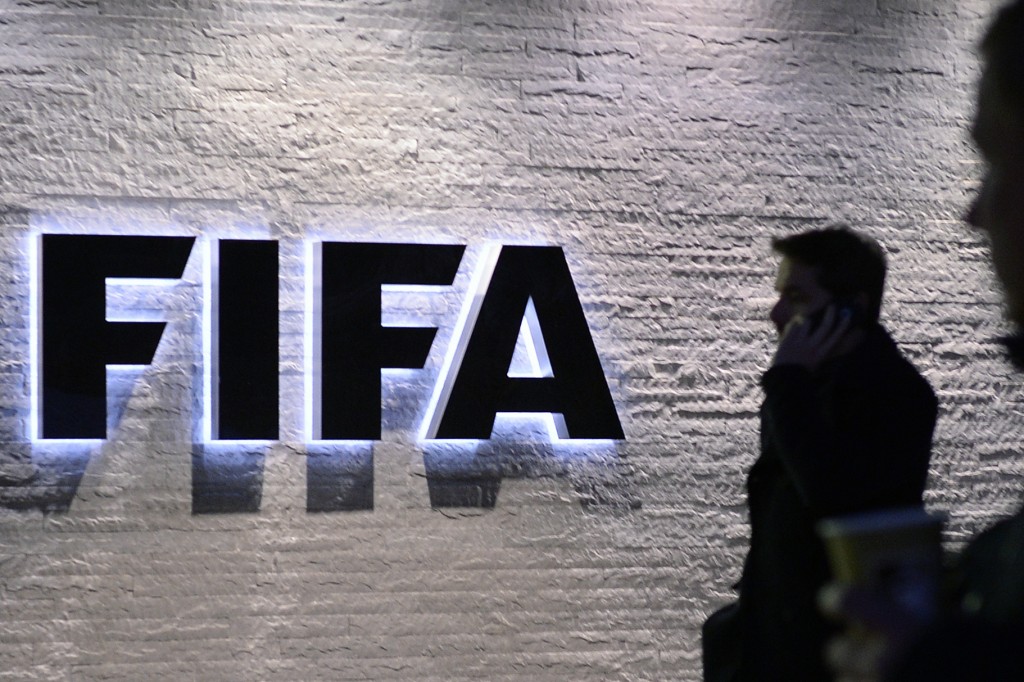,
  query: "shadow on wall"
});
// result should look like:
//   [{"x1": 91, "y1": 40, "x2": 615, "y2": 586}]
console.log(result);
[
  {"x1": 421, "y1": 438, "x2": 638, "y2": 511},
  {"x1": 0, "y1": 446, "x2": 88, "y2": 513},
  {"x1": 190, "y1": 438, "x2": 638, "y2": 515},
  {"x1": 3, "y1": 440, "x2": 636, "y2": 515},
  {"x1": 192, "y1": 444, "x2": 267, "y2": 514}
]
